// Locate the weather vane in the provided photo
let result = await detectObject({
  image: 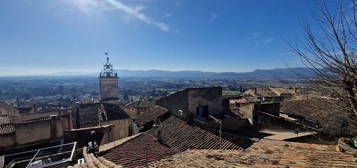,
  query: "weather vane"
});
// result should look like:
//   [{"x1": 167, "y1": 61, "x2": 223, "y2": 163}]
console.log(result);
[{"x1": 105, "y1": 52, "x2": 109, "y2": 63}]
